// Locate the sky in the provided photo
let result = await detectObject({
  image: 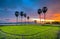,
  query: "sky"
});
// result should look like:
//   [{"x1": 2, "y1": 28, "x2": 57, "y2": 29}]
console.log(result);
[{"x1": 0, "y1": 0, "x2": 60, "y2": 23}]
